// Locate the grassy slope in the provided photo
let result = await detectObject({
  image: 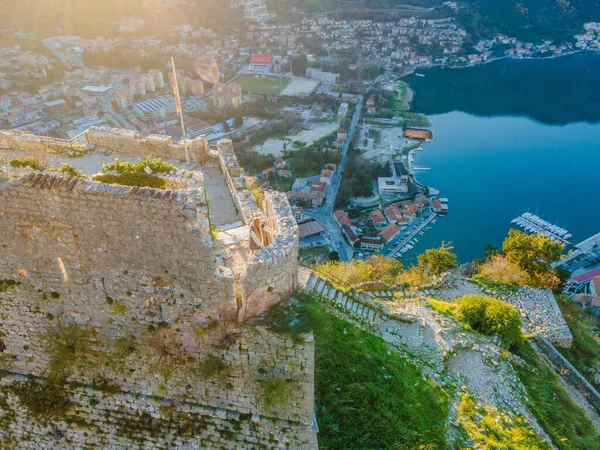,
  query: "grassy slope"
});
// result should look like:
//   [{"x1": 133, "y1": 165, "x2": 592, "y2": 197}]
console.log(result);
[
  {"x1": 513, "y1": 343, "x2": 600, "y2": 450},
  {"x1": 288, "y1": 296, "x2": 450, "y2": 450},
  {"x1": 556, "y1": 296, "x2": 600, "y2": 390}
]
